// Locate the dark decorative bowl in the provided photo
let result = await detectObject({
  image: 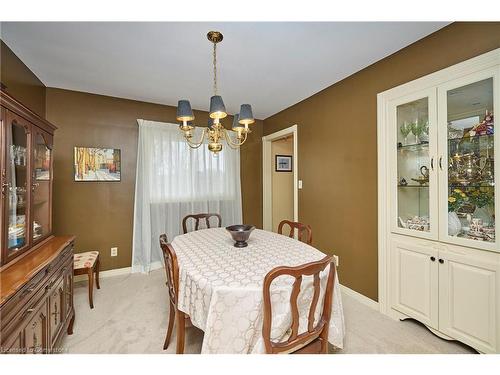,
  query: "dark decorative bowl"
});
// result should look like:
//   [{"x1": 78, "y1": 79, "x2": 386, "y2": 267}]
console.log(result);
[{"x1": 226, "y1": 225, "x2": 255, "y2": 248}]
